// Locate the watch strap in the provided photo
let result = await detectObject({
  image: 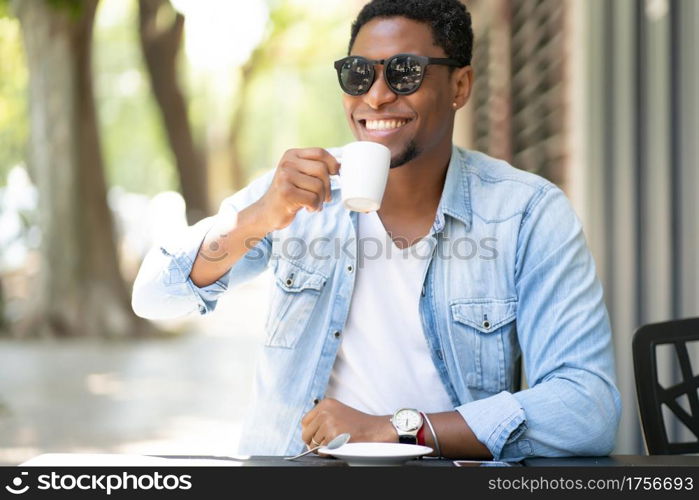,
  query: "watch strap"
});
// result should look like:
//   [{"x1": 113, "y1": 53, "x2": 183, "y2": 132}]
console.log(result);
[
  {"x1": 399, "y1": 434, "x2": 418, "y2": 445},
  {"x1": 417, "y1": 422, "x2": 426, "y2": 446}
]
